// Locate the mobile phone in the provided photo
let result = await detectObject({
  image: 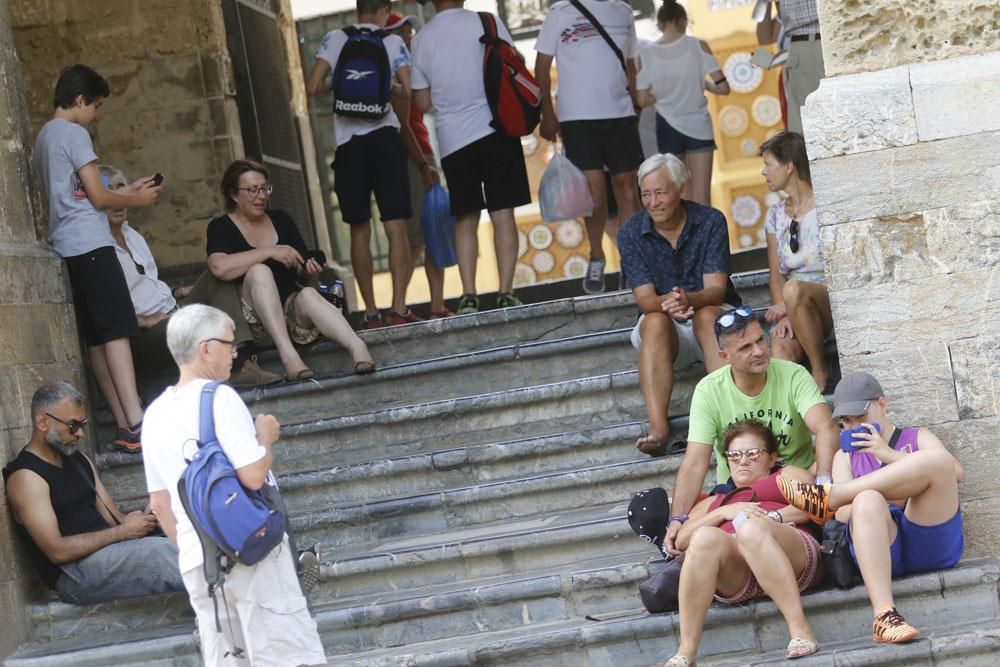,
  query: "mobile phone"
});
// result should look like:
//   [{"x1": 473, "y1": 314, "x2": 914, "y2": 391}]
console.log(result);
[
  {"x1": 302, "y1": 249, "x2": 327, "y2": 265},
  {"x1": 152, "y1": 173, "x2": 164, "y2": 186},
  {"x1": 839, "y1": 423, "x2": 881, "y2": 453}
]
